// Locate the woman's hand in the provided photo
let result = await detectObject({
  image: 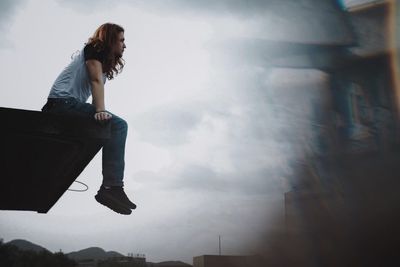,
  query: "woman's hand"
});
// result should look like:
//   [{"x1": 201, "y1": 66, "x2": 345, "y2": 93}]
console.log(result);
[{"x1": 94, "y1": 111, "x2": 112, "y2": 121}]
